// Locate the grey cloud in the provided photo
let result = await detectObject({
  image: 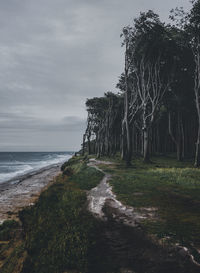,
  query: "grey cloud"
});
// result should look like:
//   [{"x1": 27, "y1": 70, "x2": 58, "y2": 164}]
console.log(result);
[
  {"x1": 0, "y1": 0, "x2": 191, "y2": 151},
  {"x1": 0, "y1": 112, "x2": 85, "y2": 132}
]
